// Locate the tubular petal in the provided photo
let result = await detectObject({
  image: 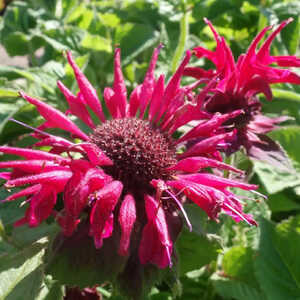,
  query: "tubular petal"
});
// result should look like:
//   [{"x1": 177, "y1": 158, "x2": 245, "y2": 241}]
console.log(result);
[
  {"x1": 5, "y1": 170, "x2": 72, "y2": 191},
  {"x1": 168, "y1": 156, "x2": 243, "y2": 174},
  {"x1": 66, "y1": 52, "x2": 105, "y2": 122},
  {"x1": 15, "y1": 185, "x2": 56, "y2": 227},
  {"x1": 0, "y1": 146, "x2": 70, "y2": 163},
  {"x1": 57, "y1": 80, "x2": 96, "y2": 129},
  {"x1": 138, "y1": 45, "x2": 161, "y2": 116},
  {"x1": 4, "y1": 184, "x2": 41, "y2": 202},
  {"x1": 90, "y1": 181, "x2": 123, "y2": 249},
  {"x1": 20, "y1": 92, "x2": 89, "y2": 141},
  {"x1": 178, "y1": 173, "x2": 257, "y2": 190},
  {"x1": 139, "y1": 195, "x2": 173, "y2": 268},
  {"x1": 118, "y1": 194, "x2": 136, "y2": 256}
]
